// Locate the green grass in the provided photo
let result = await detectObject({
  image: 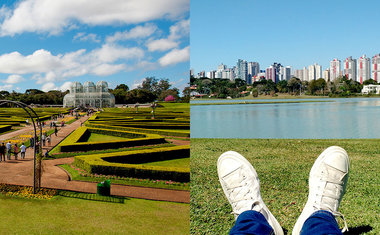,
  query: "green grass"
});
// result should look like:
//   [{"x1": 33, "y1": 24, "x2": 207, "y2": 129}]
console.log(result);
[
  {"x1": 0, "y1": 193, "x2": 189, "y2": 234},
  {"x1": 60, "y1": 164, "x2": 189, "y2": 191},
  {"x1": 190, "y1": 139, "x2": 380, "y2": 235},
  {"x1": 84, "y1": 133, "x2": 128, "y2": 142},
  {"x1": 144, "y1": 157, "x2": 190, "y2": 168}
]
